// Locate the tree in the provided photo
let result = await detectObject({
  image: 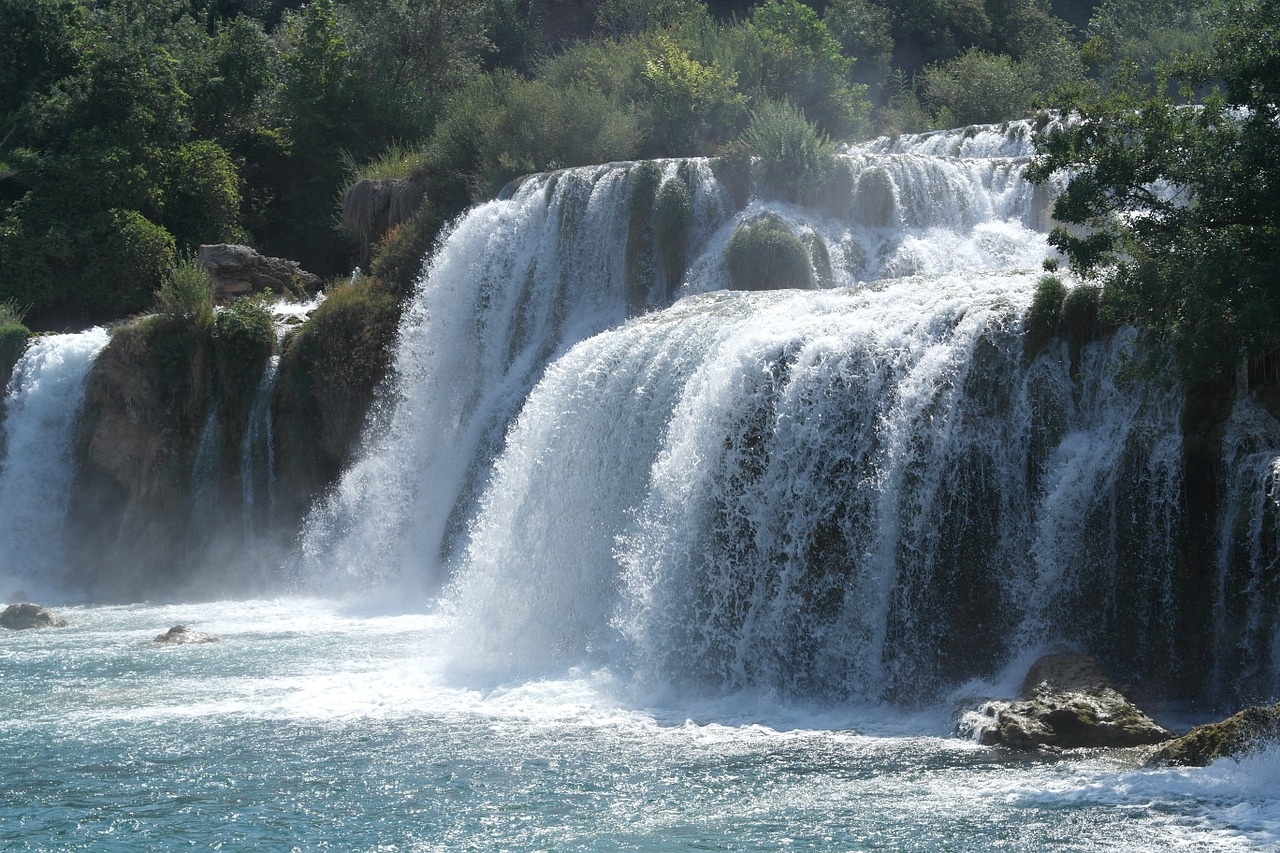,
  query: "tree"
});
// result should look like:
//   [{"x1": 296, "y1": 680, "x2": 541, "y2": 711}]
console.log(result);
[{"x1": 1027, "y1": 0, "x2": 1280, "y2": 378}]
